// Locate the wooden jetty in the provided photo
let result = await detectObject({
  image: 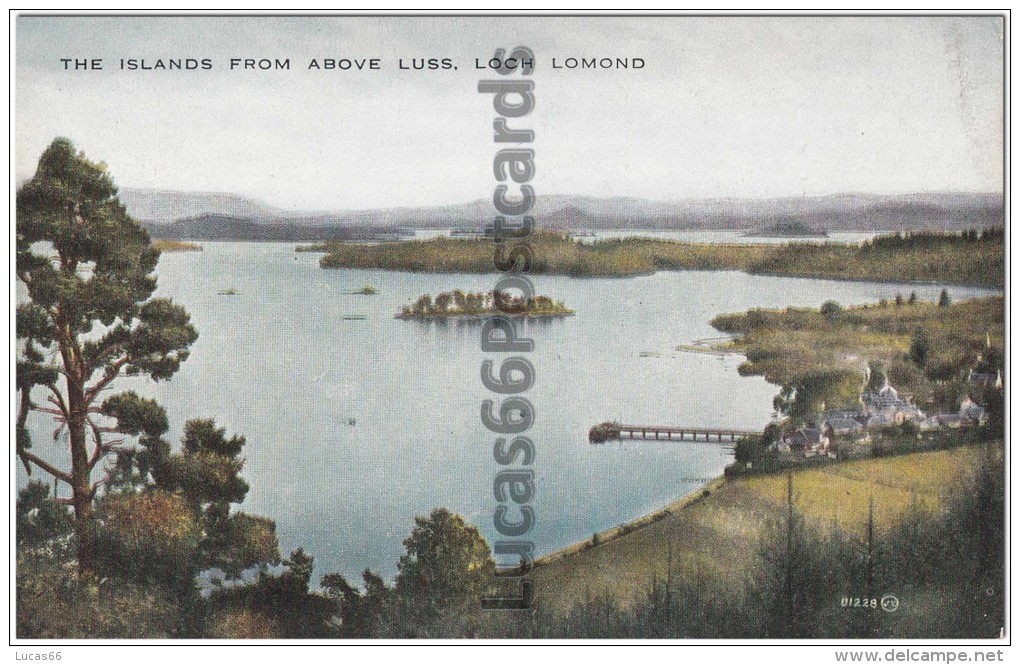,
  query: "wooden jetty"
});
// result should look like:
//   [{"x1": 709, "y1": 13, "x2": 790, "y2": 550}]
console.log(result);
[{"x1": 589, "y1": 421, "x2": 758, "y2": 444}]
